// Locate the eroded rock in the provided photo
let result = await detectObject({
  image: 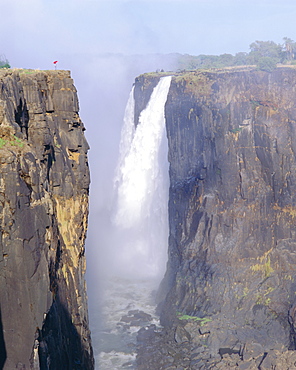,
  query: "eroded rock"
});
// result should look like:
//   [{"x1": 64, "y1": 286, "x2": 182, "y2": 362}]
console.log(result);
[
  {"x1": 0, "y1": 69, "x2": 93, "y2": 369},
  {"x1": 136, "y1": 66, "x2": 296, "y2": 368}
]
